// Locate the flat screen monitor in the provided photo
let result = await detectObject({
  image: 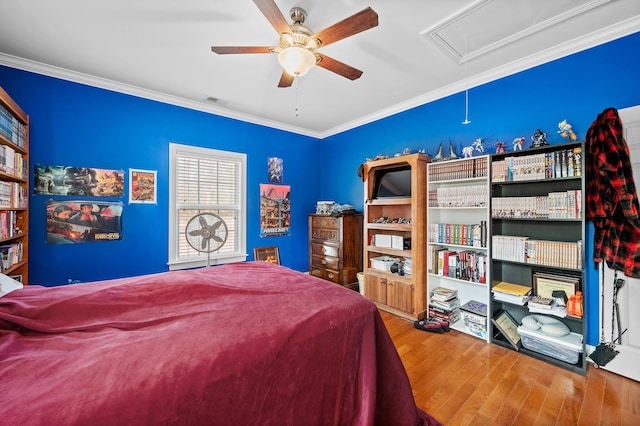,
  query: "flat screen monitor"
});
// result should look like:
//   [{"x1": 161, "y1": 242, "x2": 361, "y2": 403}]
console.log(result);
[{"x1": 372, "y1": 165, "x2": 412, "y2": 198}]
